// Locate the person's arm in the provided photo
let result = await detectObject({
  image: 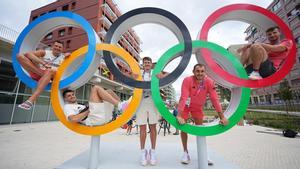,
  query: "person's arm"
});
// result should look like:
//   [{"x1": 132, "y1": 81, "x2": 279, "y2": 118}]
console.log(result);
[
  {"x1": 260, "y1": 40, "x2": 292, "y2": 53},
  {"x1": 68, "y1": 110, "x2": 90, "y2": 123},
  {"x1": 24, "y1": 50, "x2": 48, "y2": 66},
  {"x1": 177, "y1": 77, "x2": 190, "y2": 124},
  {"x1": 207, "y1": 80, "x2": 228, "y2": 125},
  {"x1": 64, "y1": 52, "x2": 71, "y2": 58},
  {"x1": 156, "y1": 71, "x2": 169, "y2": 79},
  {"x1": 260, "y1": 43, "x2": 287, "y2": 53},
  {"x1": 130, "y1": 72, "x2": 139, "y2": 79}
]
